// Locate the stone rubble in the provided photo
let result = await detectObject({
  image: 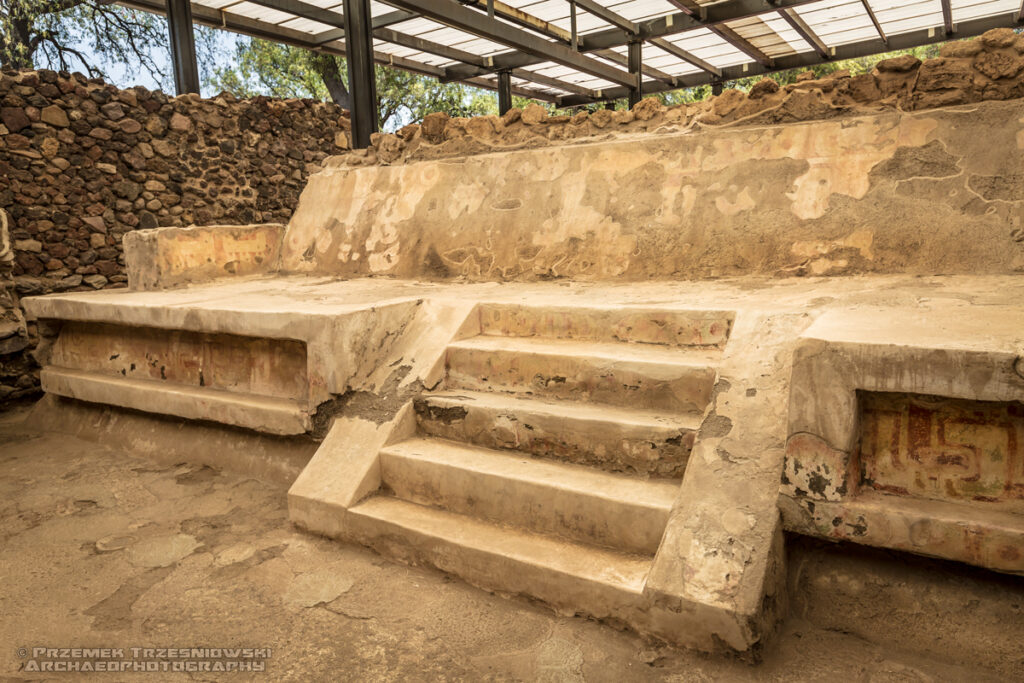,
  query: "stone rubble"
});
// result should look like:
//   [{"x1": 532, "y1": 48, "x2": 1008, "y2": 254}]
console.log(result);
[
  {"x1": 0, "y1": 68, "x2": 348, "y2": 406},
  {"x1": 341, "y1": 28, "x2": 1024, "y2": 168}
]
